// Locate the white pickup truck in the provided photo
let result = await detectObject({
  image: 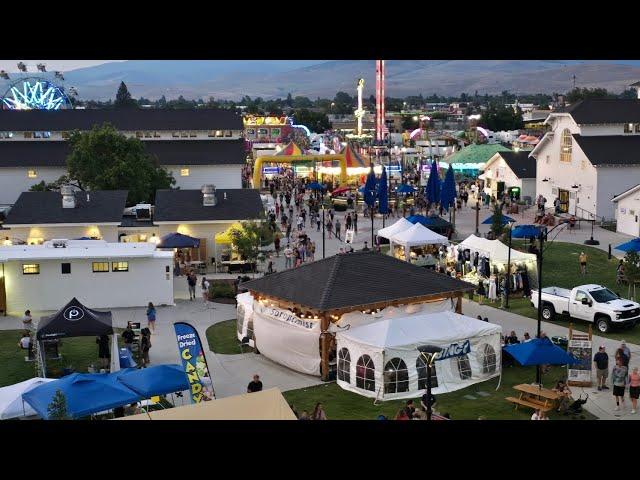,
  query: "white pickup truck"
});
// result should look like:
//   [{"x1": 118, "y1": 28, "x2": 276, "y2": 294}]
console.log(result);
[{"x1": 531, "y1": 284, "x2": 640, "y2": 333}]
